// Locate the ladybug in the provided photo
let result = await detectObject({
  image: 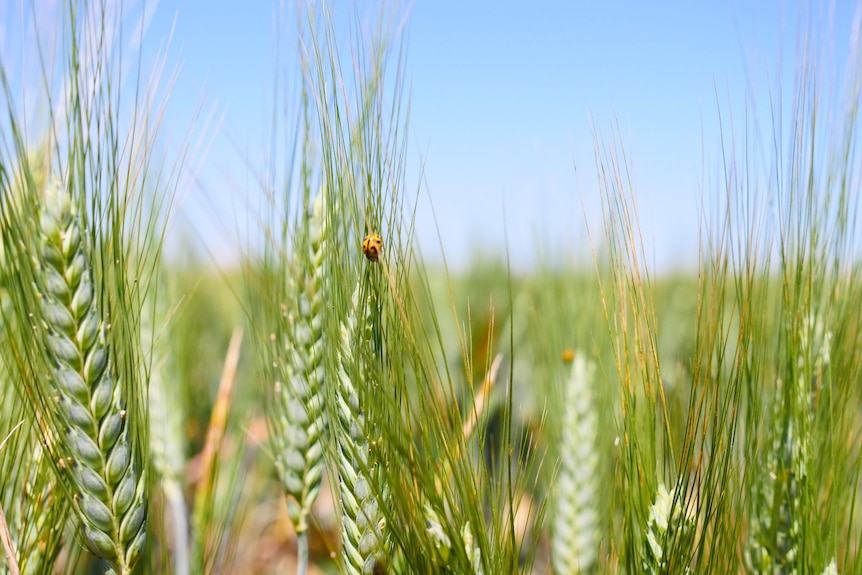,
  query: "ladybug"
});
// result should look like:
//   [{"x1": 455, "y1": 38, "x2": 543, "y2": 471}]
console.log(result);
[
  {"x1": 362, "y1": 233, "x2": 383, "y2": 262},
  {"x1": 561, "y1": 349, "x2": 575, "y2": 363}
]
